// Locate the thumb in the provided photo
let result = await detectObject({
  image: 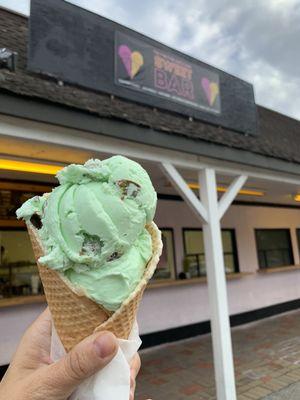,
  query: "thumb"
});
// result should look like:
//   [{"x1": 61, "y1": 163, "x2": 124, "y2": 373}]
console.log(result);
[{"x1": 43, "y1": 331, "x2": 118, "y2": 397}]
